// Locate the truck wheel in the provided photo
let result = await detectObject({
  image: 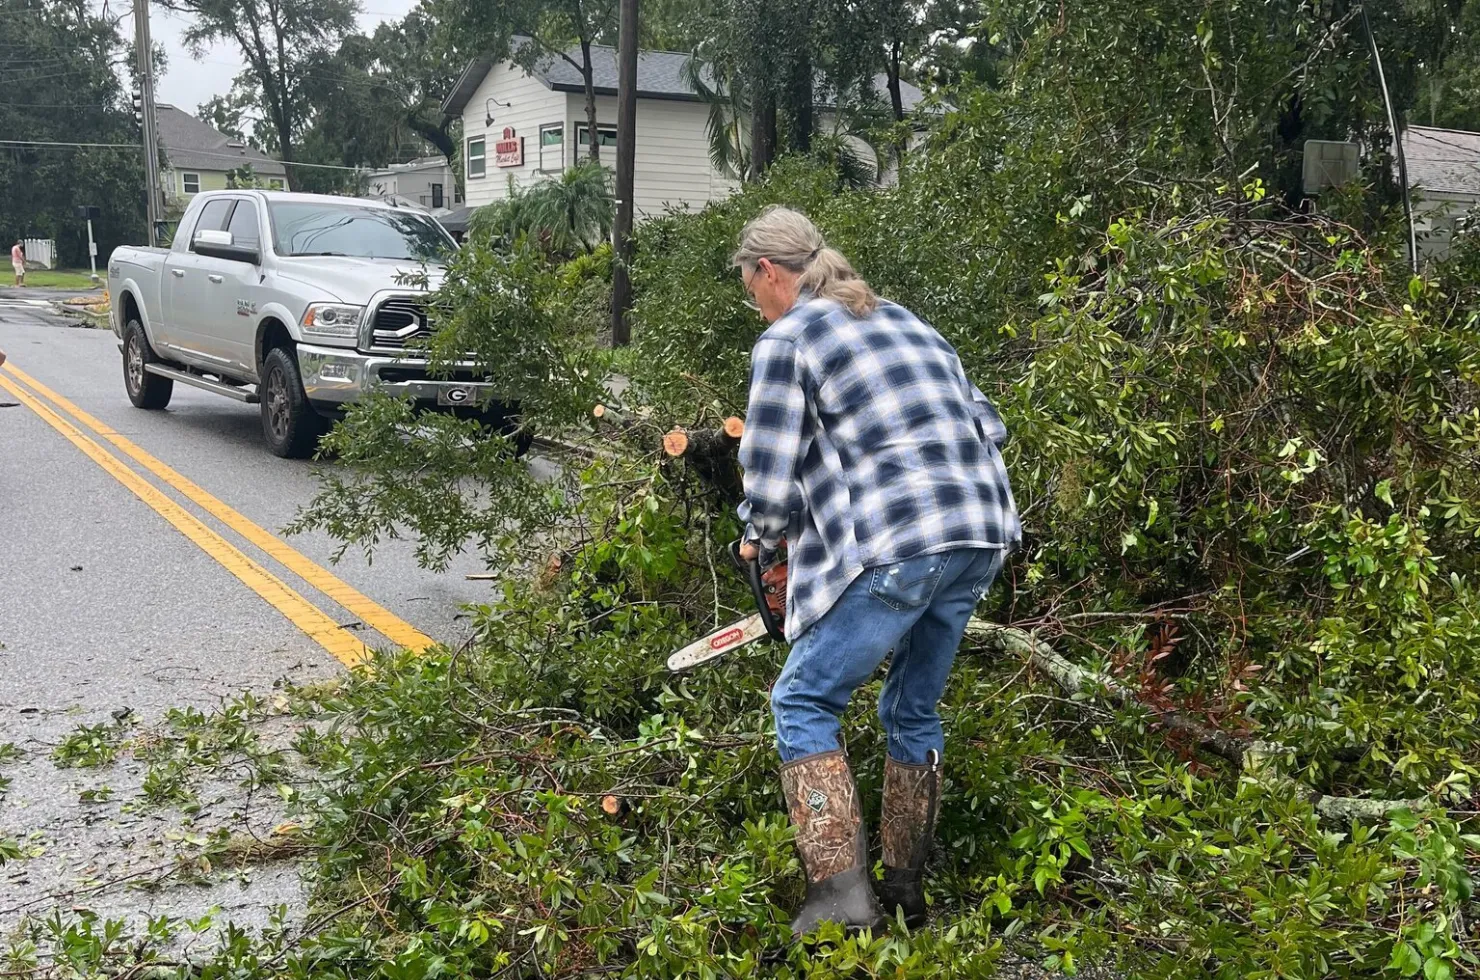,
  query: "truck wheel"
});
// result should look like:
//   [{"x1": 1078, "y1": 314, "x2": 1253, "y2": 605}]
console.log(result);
[
  {"x1": 259, "y1": 346, "x2": 326, "y2": 459},
  {"x1": 123, "y1": 319, "x2": 173, "y2": 410}
]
